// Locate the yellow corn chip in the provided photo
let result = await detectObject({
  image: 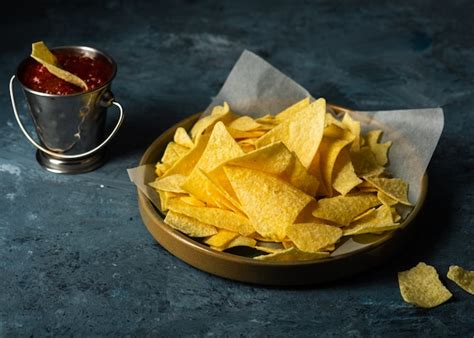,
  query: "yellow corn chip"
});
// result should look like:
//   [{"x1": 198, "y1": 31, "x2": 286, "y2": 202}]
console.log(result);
[
  {"x1": 365, "y1": 130, "x2": 392, "y2": 166},
  {"x1": 149, "y1": 174, "x2": 187, "y2": 193},
  {"x1": 229, "y1": 116, "x2": 262, "y2": 131},
  {"x1": 194, "y1": 122, "x2": 244, "y2": 173},
  {"x1": 256, "y1": 98, "x2": 326, "y2": 169},
  {"x1": 160, "y1": 142, "x2": 189, "y2": 165},
  {"x1": 212, "y1": 236, "x2": 257, "y2": 251},
  {"x1": 225, "y1": 142, "x2": 318, "y2": 196},
  {"x1": 377, "y1": 190, "x2": 398, "y2": 206},
  {"x1": 312, "y1": 193, "x2": 380, "y2": 226},
  {"x1": 181, "y1": 168, "x2": 243, "y2": 214},
  {"x1": 190, "y1": 102, "x2": 235, "y2": 141},
  {"x1": 31, "y1": 41, "x2": 88, "y2": 90},
  {"x1": 311, "y1": 125, "x2": 355, "y2": 196},
  {"x1": 173, "y1": 127, "x2": 194, "y2": 148},
  {"x1": 447, "y1": 265, "x2": 474, "y2": 295},
  {"x1": 180, "y1": 195, "x2": 206, "y2": 207},
  {"x1": 325, "y1": 113, "x2": 345, "y2": 129},
  {"x1": 343, "y1": 204, "x2": 399, "y2": 236},
  {"x1": 286, "y1": 223, "x2": 342, "y2": 253},
  {"x1": 255, "y1": 246, "x2": 286, "y2": 254},
  {"x1": 364, "y1": 177, "x2": 412, "y2": 206},
  {"x1": 275, "y1": 97, "x2": 311, "y2": 121},
  {"x1": 157, "y1": 191, "x2": 181, "y2": 212},
  {"x1": 332, "y1": 147, "x2": 362, "y2": 196},
  {"x1": 256, "y1": 114, "x2": 279, "y2": 124},
  {"x1": 164, "y1": 210, "x2": 218, "y2": 237},
  {"x1": 237, "y1": 138, "x2": 258, "y2": 146},
  {"x1": 239, "y1": 143, "x2": 256, "y2": 153},
  {"x1": 254, "y1": 247, "x2": 329, "y2": 262},
  {"x1": 342, "y1": 112, "x2": 361, "y2": 151},
  {"x1": 391, "y1": 207, "x2": 401, "y2": 222},
  {"x1": 350, "y1": 147, "x2": 385, "y2": 177},
  {"x1": 161, "y1": 133, "x2": 210, "y2": 178},
  {"x1": 167, "y1": 198, "x2": 254, "y2": 236},
  {"x1": 225, "y1": 166, "x2": 313, "y2": 241},
  {"x1": 352, "y1": 207, "x2": 376, "y2": 222},
  {"x1": 285, "y1": 155, "x2": 320, "y2": 196},
  {"x1": 398, "y1": 262, "x2": 452, "y2": 308},
  {"x1": 155, "y1": 163, "x2": 170, "y2": 177},
  {"x1": 227, "y1": 127, "x2": 266, "y2": 139},
  {"x1": 204, "y1": 229, "x2": 239, "y2": 247},
  {"x1": 227, "y1": 142, "x2": 292, "y2": 176}
]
